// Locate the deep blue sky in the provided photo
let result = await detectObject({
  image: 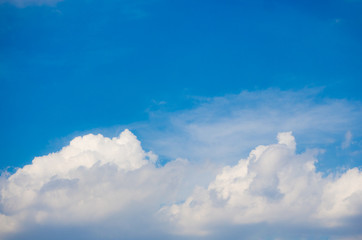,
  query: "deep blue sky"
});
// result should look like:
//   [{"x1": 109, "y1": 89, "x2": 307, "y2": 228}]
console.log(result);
[{"x1": 1, "y1": 0, "x2": 362, "y2": 169}]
